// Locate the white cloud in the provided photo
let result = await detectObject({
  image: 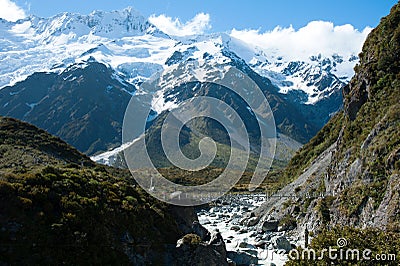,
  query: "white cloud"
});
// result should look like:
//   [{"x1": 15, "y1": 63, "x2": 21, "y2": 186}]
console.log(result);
[
  {"x1": 0, "y1": 0, "x2": 26, "y2": 22},
  {"x1": 230, "y1": 21, "x2": 372, "y2": 61},
  {"x1": 149, "y1": 13, "x2": 211, "y2": 37}
]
